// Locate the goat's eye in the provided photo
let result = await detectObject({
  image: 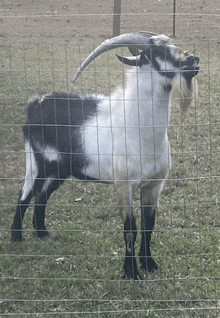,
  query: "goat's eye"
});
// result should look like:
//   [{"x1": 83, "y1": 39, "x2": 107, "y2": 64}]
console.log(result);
[{"x1": 164, "y1": 84, "x2": 172, "y2": 93}]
